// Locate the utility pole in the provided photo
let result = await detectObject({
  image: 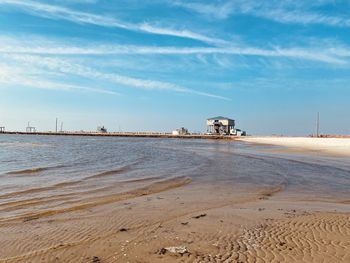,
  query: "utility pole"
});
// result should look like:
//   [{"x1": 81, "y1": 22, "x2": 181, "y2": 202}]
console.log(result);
[
  {"x1": 316, "y1": 112, "x2": 320, "y2": 137},
  {"x1": 55, "y1": 118, "x2": 58, "y2": 133}
]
